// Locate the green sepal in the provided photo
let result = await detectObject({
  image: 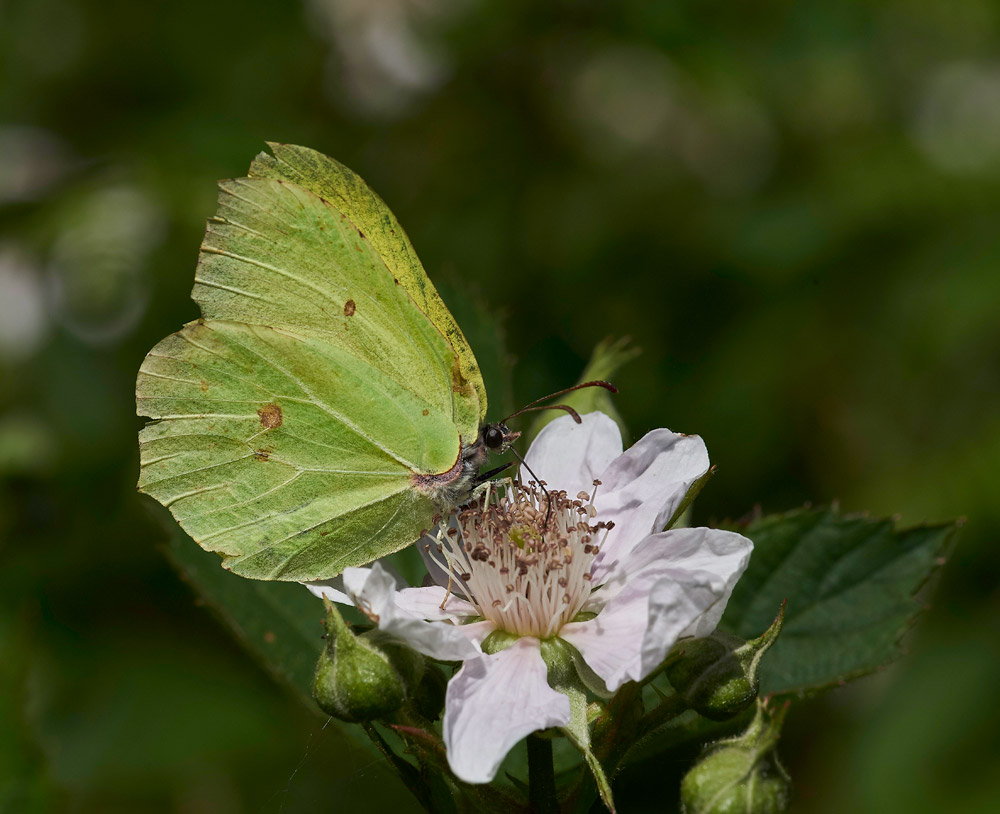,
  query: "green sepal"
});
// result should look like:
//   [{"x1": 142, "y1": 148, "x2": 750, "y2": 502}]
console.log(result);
[
  {"x1": 540, "y1": 639, "x2": 616, "y2": 813},
  {"x1": 664, "y1": 466, "x2": 715, "y2": 531},
  {"x1": 409, "y1": 662, "x2": 447, "y2": 721}
]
